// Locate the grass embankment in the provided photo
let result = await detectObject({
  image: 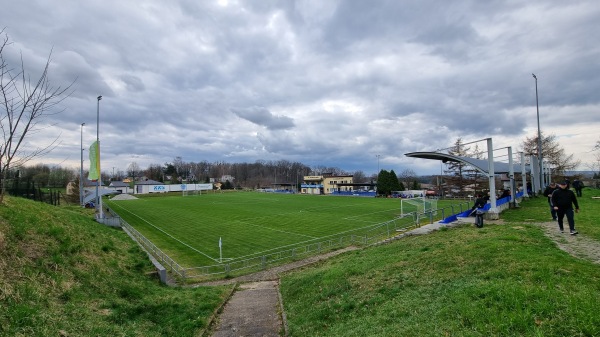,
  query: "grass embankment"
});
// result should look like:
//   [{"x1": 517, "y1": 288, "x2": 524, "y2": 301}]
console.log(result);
[
  {"x1": 281, "y1": 188, "x2": 600, "y2": 336},
  {"x1": 0, "y1": 196, "x2": 230, "y2": 337}
]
